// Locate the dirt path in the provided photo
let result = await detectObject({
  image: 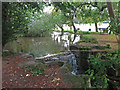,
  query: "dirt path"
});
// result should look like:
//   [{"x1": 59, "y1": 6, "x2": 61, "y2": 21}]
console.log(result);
[
  {"x1": 88, "y1": 33, "x2": 118, "y2": 50},
  {"x1": 2, "y1": 54, "x2": 71, "y2": 88}
]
